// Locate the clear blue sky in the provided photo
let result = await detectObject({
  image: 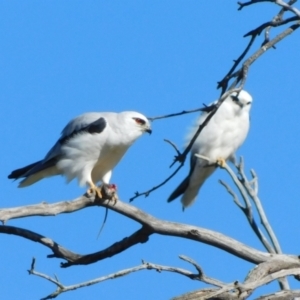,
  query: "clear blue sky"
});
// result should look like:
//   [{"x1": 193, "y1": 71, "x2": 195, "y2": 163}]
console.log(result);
[{"x1": 1, "y1": 1, "x2": 299, "y2": 299}]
